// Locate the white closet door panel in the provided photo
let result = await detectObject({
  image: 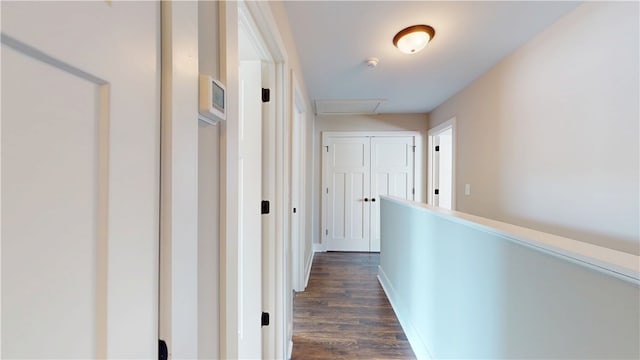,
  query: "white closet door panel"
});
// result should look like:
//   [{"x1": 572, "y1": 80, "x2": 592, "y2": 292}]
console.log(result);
[
  {"x1": 2, "y1": 46, "x2": 98, "y2": 358},
  {"x1": 331, "y1": 172, "x2": 346, "y2": 239},
  {"x1": 389, "y1": 173, "x2": 410, "y2": 197},
  {"x1": 334, "y1": 142, "x2": 366, "y2": 168},
  {"x1": 326, "y1": 137, "x2": 370, "y2": 251},
  {"x1": 1, "y1": 2, "x2": 159, "y2": 358},
  {"x1": 370, "y1": 136, "x2": 415, "y2": 251},
  {"x1": 349, "y1": 172, "x2": 367, "y2": 242},
  {"x1": 374, "y1": 142, "x2": 410, "y2": 168}
]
